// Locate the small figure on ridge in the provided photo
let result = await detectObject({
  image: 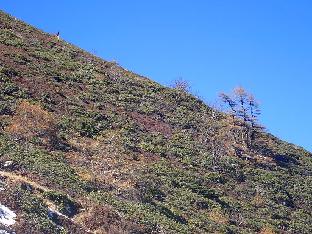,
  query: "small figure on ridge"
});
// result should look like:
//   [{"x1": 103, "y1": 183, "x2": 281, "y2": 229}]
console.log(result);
[{"x1": 56, "y1": 31, "x2": 60, "y2": 40}]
